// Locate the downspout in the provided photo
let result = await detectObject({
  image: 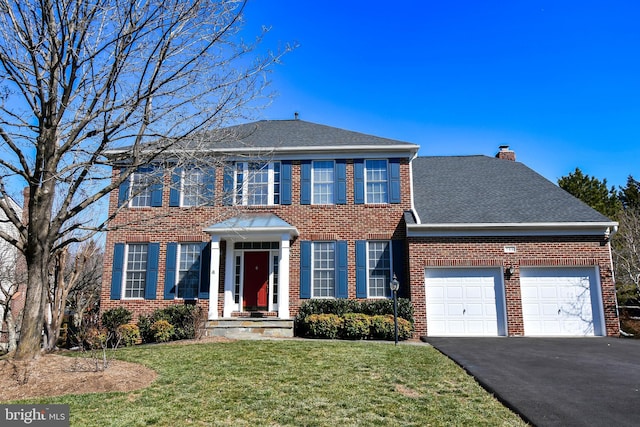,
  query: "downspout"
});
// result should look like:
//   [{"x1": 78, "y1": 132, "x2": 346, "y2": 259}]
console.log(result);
[{"x1": 408, "y1": 152, "x2": 421, "y2": 225}]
